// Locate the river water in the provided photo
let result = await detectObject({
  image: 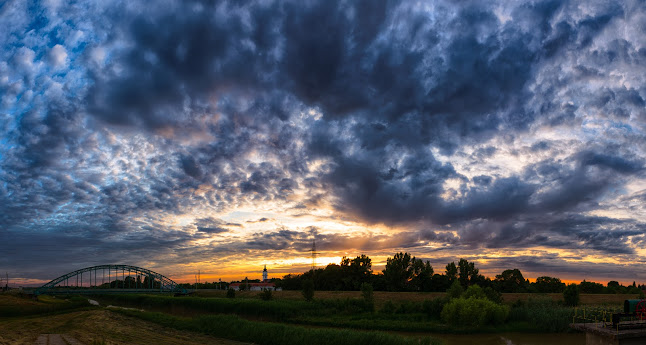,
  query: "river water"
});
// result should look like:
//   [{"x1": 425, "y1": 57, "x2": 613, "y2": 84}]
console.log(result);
[{"x1": 427, "y1": 332, "x2": 585, "y2": 345}]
